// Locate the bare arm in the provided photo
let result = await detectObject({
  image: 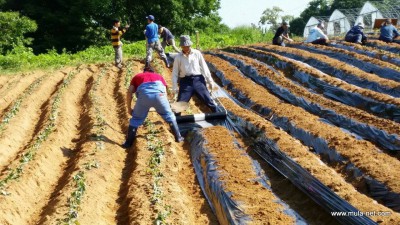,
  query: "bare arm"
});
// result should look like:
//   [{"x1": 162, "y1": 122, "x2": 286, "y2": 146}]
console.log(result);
[{"x1": 127, "y1": 85, "x2": 135, "y2": 114}]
